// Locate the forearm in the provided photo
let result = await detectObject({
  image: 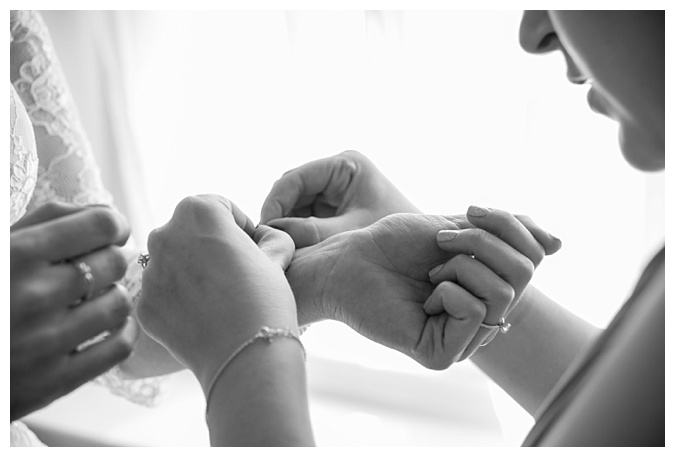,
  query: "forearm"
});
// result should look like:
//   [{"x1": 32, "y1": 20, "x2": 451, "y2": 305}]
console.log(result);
[
  {"x1": 471, "y1": 285, "x2": 601, "y2": 416},
  {"x1": 203, "y1": 339, "x2": 314, "y2": 446}
]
